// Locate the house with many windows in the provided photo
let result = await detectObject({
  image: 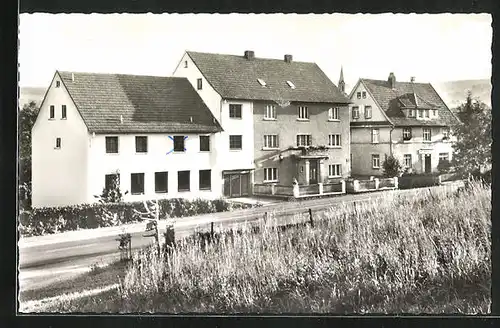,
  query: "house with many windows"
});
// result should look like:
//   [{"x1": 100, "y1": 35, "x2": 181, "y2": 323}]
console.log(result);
[
  {"x1": 31, "y1": 71, "x2": 223, "y2": 208},
  {"x1": 173, "y1": 50, "x2": 351, "y2": 197},
  {"x1": 348, "y1": 72, "x2": 460, "y2": 177}
]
